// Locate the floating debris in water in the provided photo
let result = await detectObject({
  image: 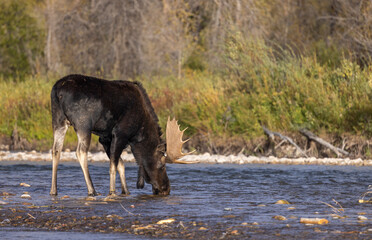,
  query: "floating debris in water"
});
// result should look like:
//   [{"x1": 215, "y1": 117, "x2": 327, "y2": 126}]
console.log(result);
[{"x1": 20, "y1": 182, "x2": 31, "y2": 187}]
